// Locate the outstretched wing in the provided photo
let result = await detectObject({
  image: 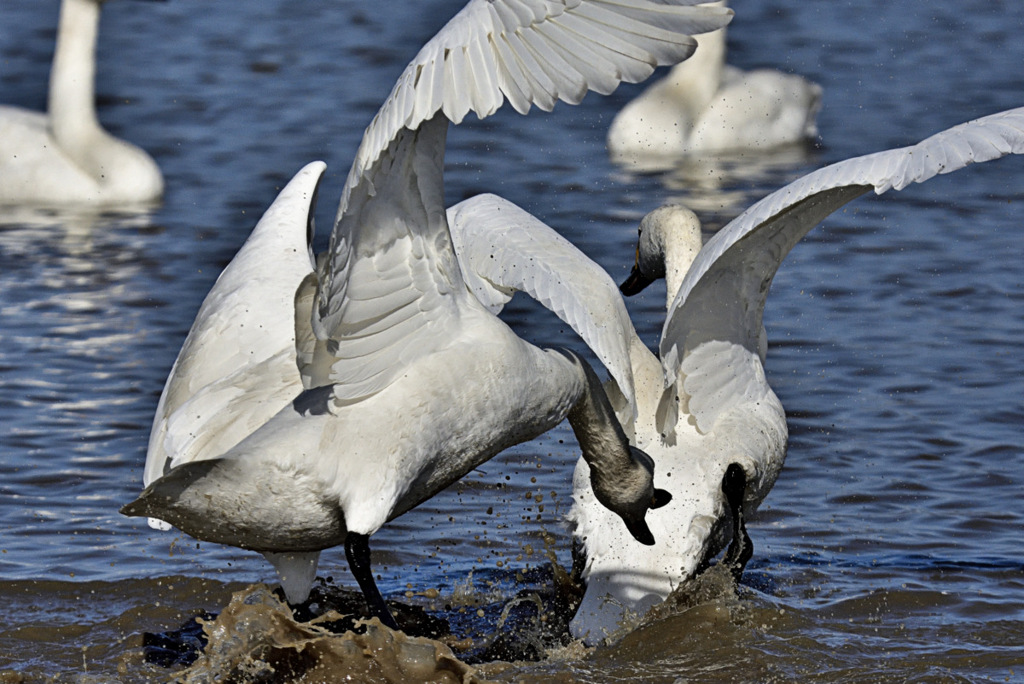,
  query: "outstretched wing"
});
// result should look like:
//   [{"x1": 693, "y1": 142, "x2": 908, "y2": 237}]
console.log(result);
[
  {"x1": 309, "y1": 0, "x2": 733, "y2": 401},
  {"x1": 661, "y1": 107, "x2": 1024, "y2": 433},
  {"x1": 146, "y1": 162, "x2": 323, "y2": 485},
  {"x1": 338, "y1": 0, "x2": 733, "y2": 216},
  {"x1": 447, "y1": 193, "x2": 639, "y2": 413}
]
